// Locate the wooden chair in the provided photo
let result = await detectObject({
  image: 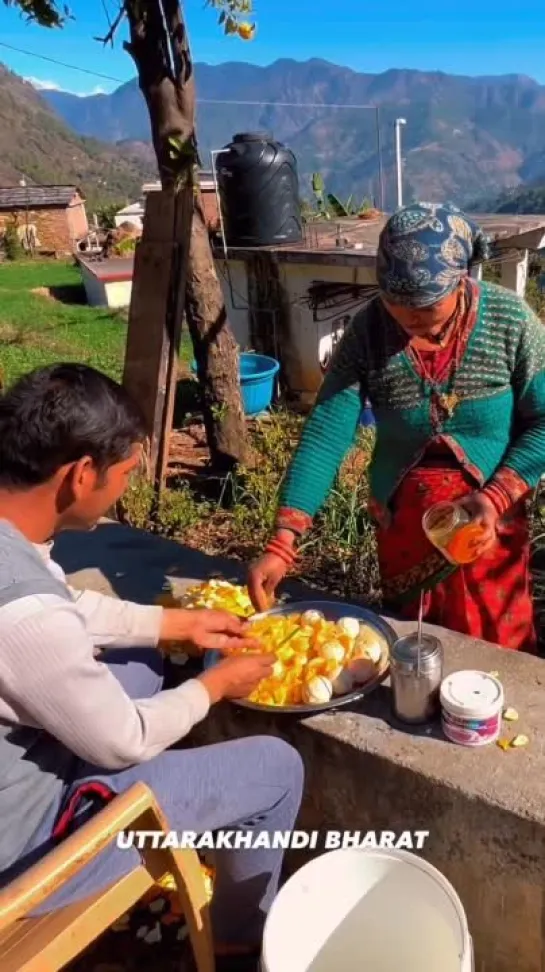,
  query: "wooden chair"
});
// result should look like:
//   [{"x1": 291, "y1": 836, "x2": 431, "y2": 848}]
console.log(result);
[{"x1": 0, "y1": 781, "x2": 215, "y2": 972}]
